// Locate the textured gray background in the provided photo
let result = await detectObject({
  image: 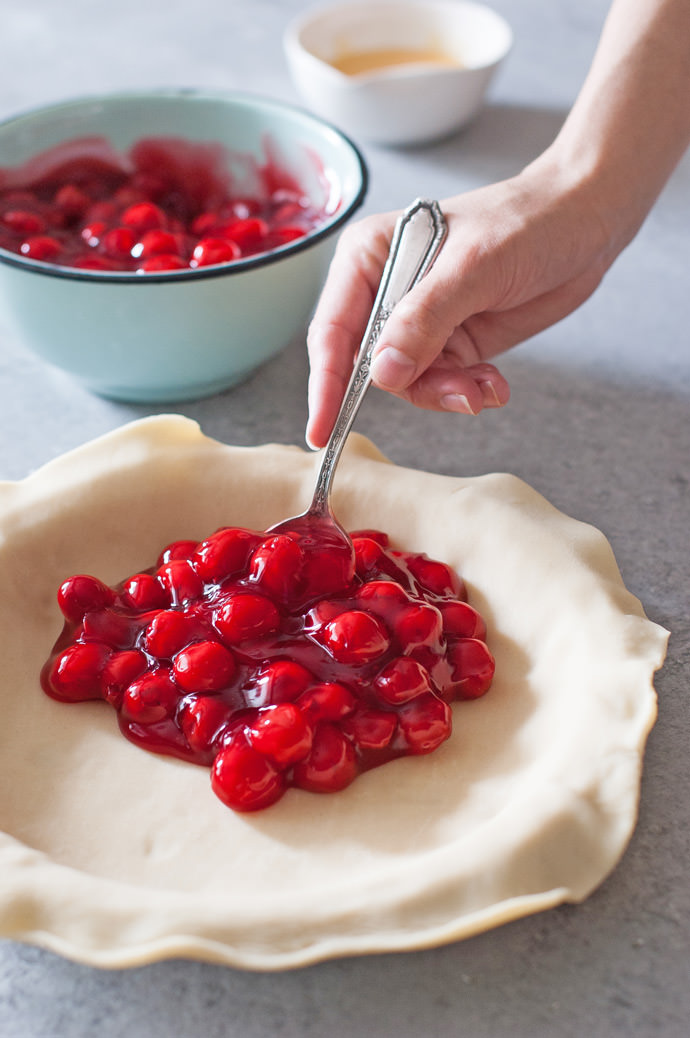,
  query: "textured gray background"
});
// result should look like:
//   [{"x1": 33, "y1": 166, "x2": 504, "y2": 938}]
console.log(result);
[{"x1": 0, "y1": 2, "x2": 688, "y2": 1036}]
